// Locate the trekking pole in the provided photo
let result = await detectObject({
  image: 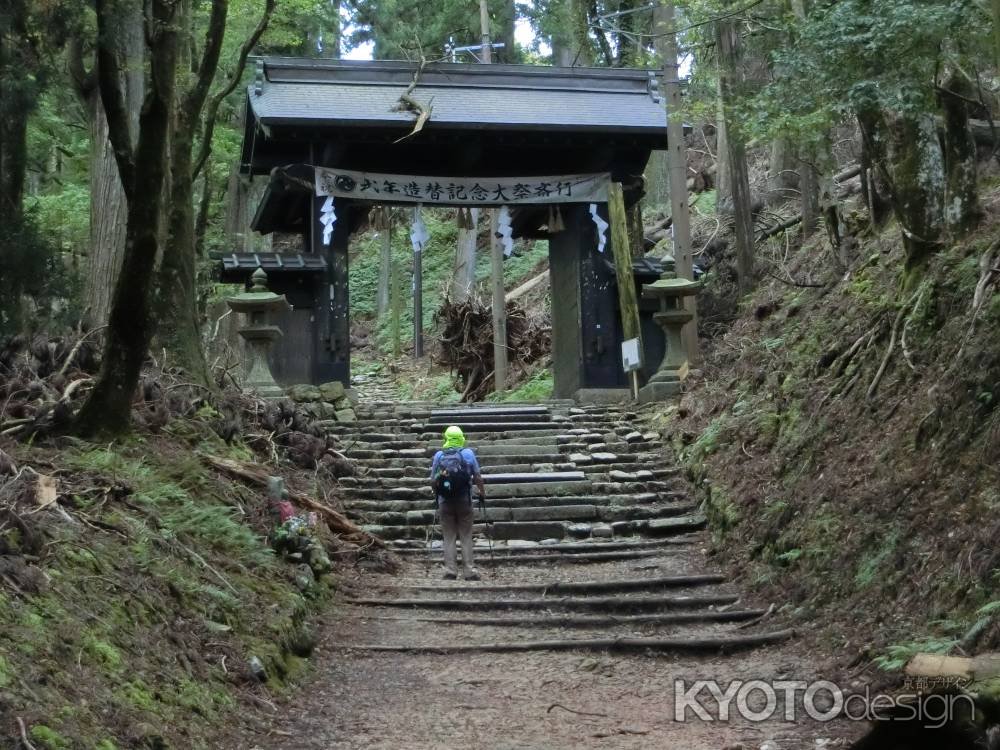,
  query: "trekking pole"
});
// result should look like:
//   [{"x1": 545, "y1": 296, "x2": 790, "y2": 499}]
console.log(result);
[{"x1": 478, "y1": 491, "x2": 495, "y2": 564}]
